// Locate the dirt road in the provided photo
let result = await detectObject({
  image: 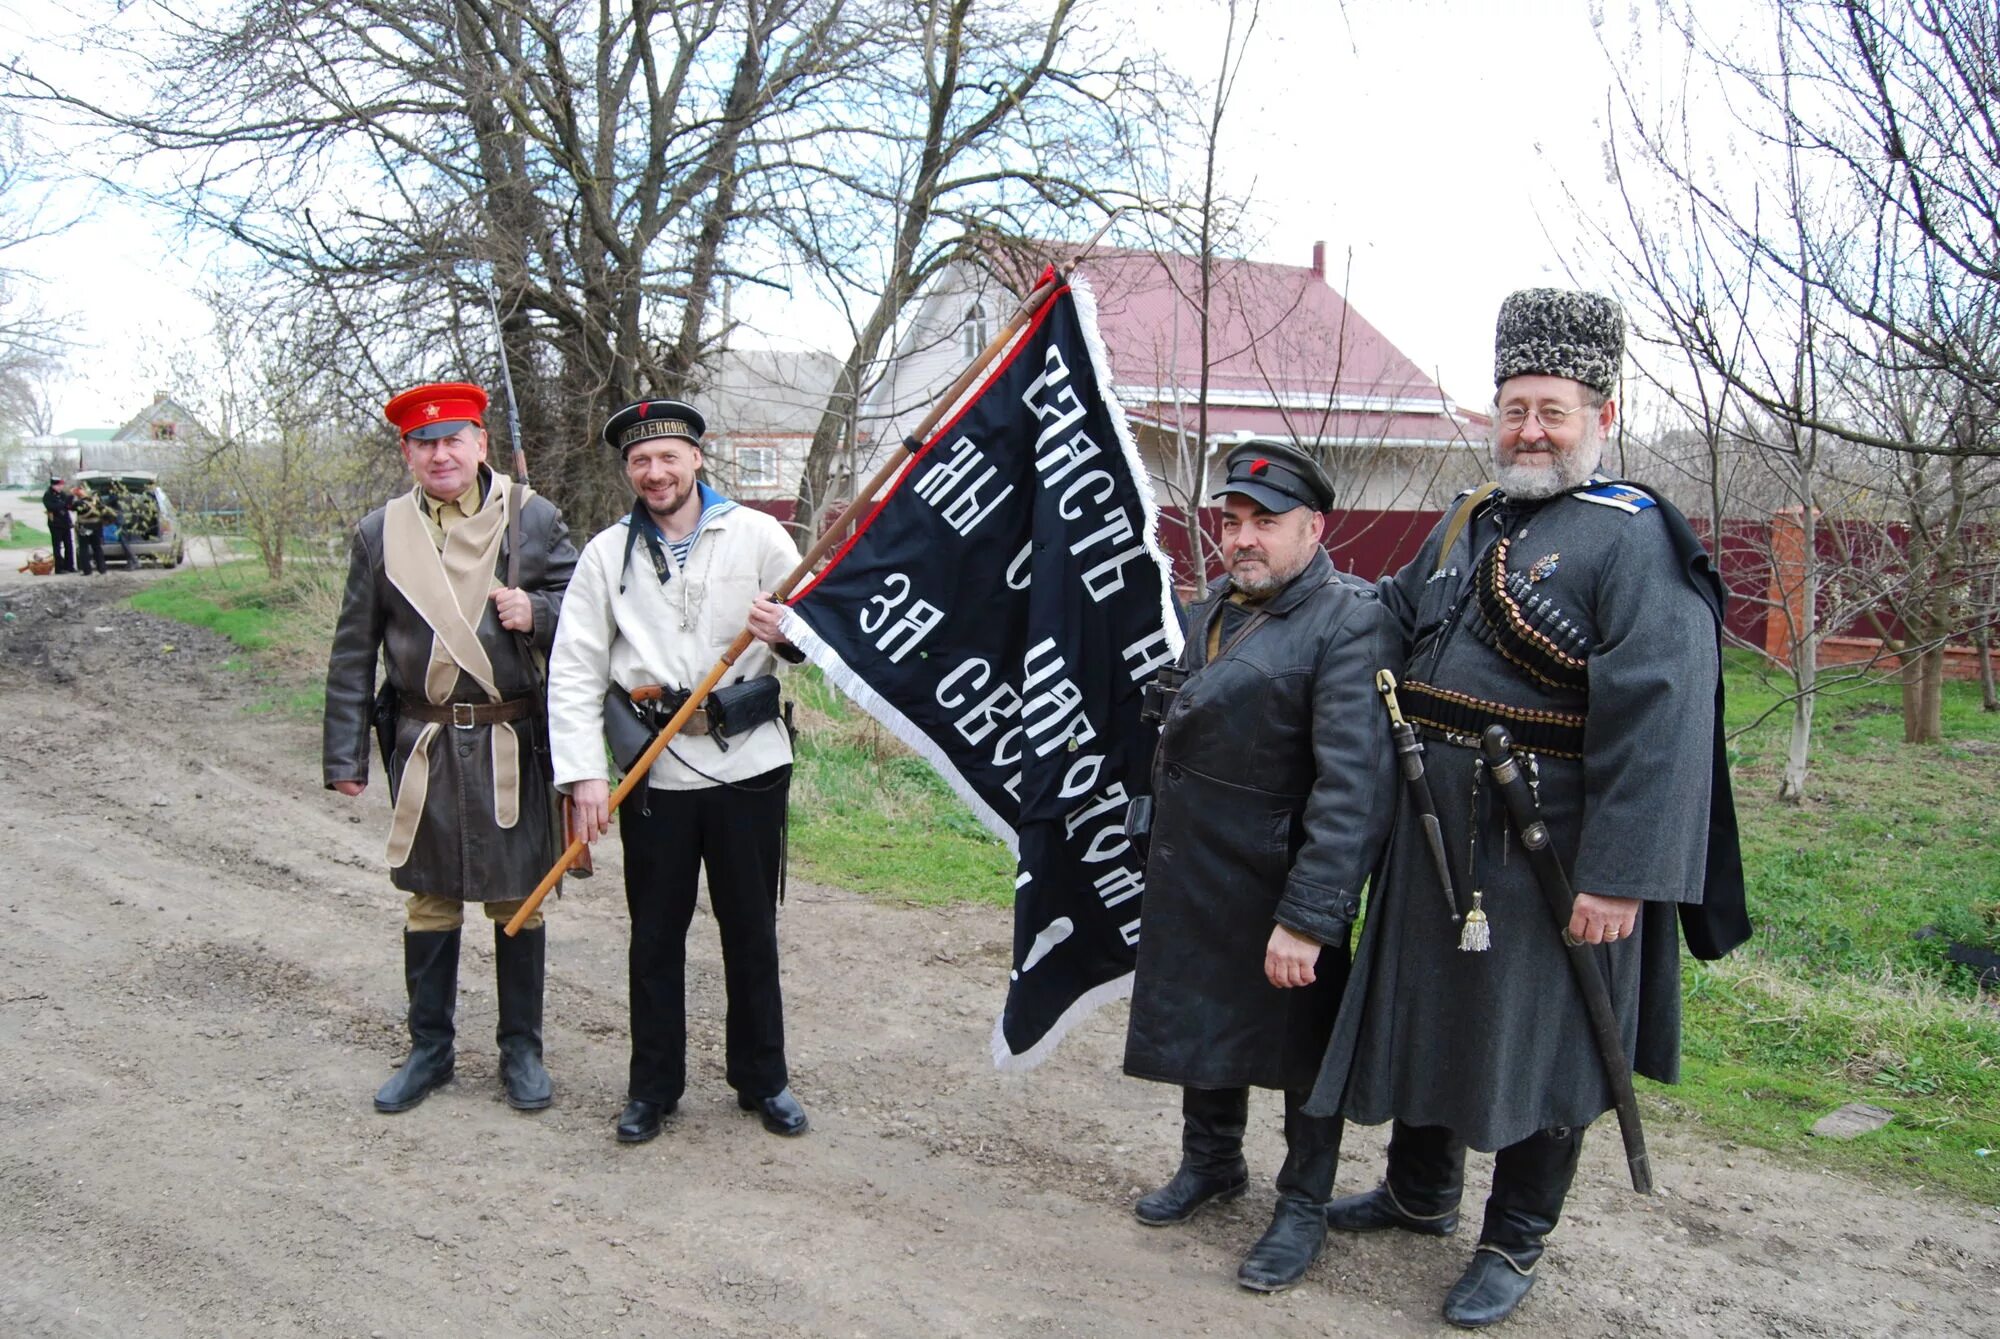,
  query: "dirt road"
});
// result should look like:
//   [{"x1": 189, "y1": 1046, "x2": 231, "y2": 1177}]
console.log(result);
[{"x1": 2, "y1": 574, "x2": 1995, "y2": 1338}]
